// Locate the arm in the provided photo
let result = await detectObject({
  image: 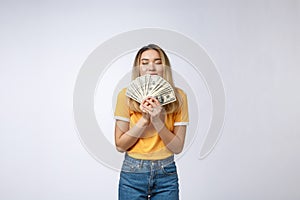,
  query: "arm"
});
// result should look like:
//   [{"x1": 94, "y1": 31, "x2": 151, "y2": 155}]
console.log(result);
[
  {"x1": 152, "y1": 119, "x2": 186, "y2": 154},
  {"x1": 141, "y1": 97, "x2": 187, "y2": 154},
  {"x1": 114, "y1": 88, "x2": 151, "y2": 152},
  {"x1": 114, "y1": 117, "x2": 148, "y2": 152}
]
